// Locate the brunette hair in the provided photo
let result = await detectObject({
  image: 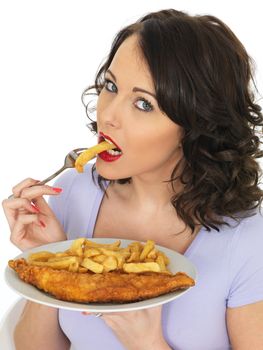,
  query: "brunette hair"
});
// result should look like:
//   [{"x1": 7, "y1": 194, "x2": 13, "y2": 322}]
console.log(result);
[{"x1": 82, "y1": 9, "x2": 263, "y2": 233}]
